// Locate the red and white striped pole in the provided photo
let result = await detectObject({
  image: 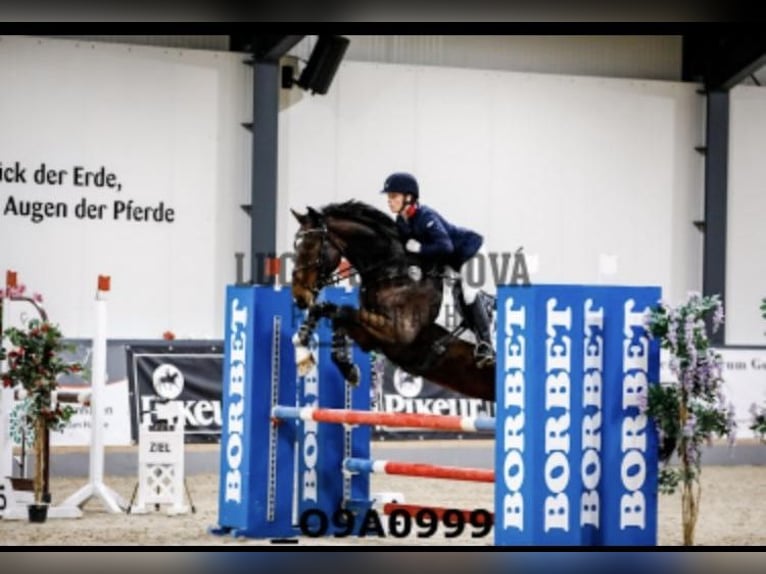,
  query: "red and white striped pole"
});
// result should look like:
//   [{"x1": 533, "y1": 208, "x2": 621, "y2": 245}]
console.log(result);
[
  {"x1": 272, "y1": 405, "x2": 496, "y2": 433},
  {"x1": 344, "y1": 457, "x2": 494, "y2": 483}
]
